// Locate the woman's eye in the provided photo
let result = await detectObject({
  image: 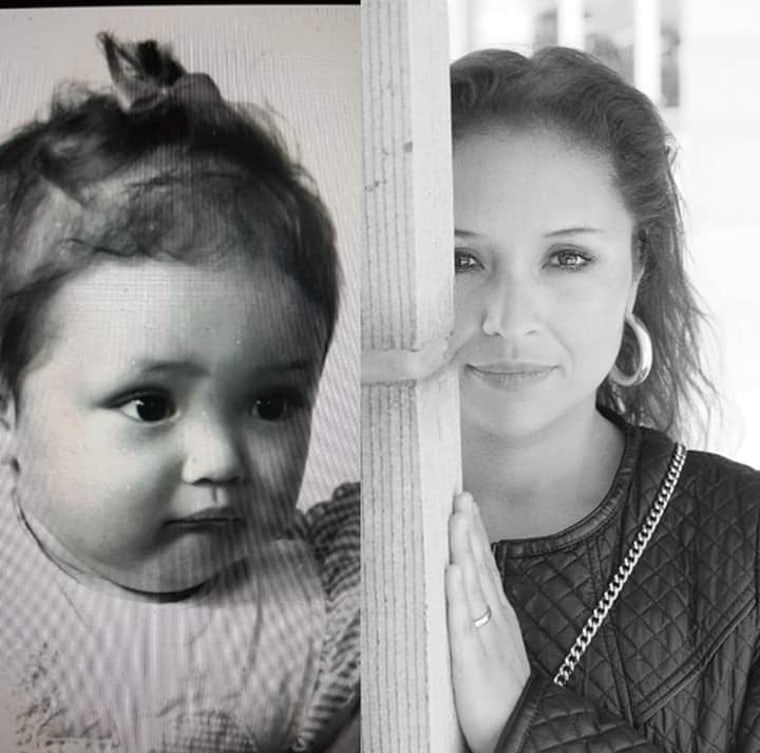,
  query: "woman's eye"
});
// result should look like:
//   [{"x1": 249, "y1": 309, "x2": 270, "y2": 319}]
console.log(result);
[
  {"x1": 550, "y1": 249, "x2": 591, "y2": 270},
  {"x1": 454, "y1": 248, "x2": 481, "y2": 273},
  {"x1": 251, "y1": 392, "x2": 301, "y2": 422},
  {"x1": 119, "y1": 394, "x2": 176, "y2": 423}
]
